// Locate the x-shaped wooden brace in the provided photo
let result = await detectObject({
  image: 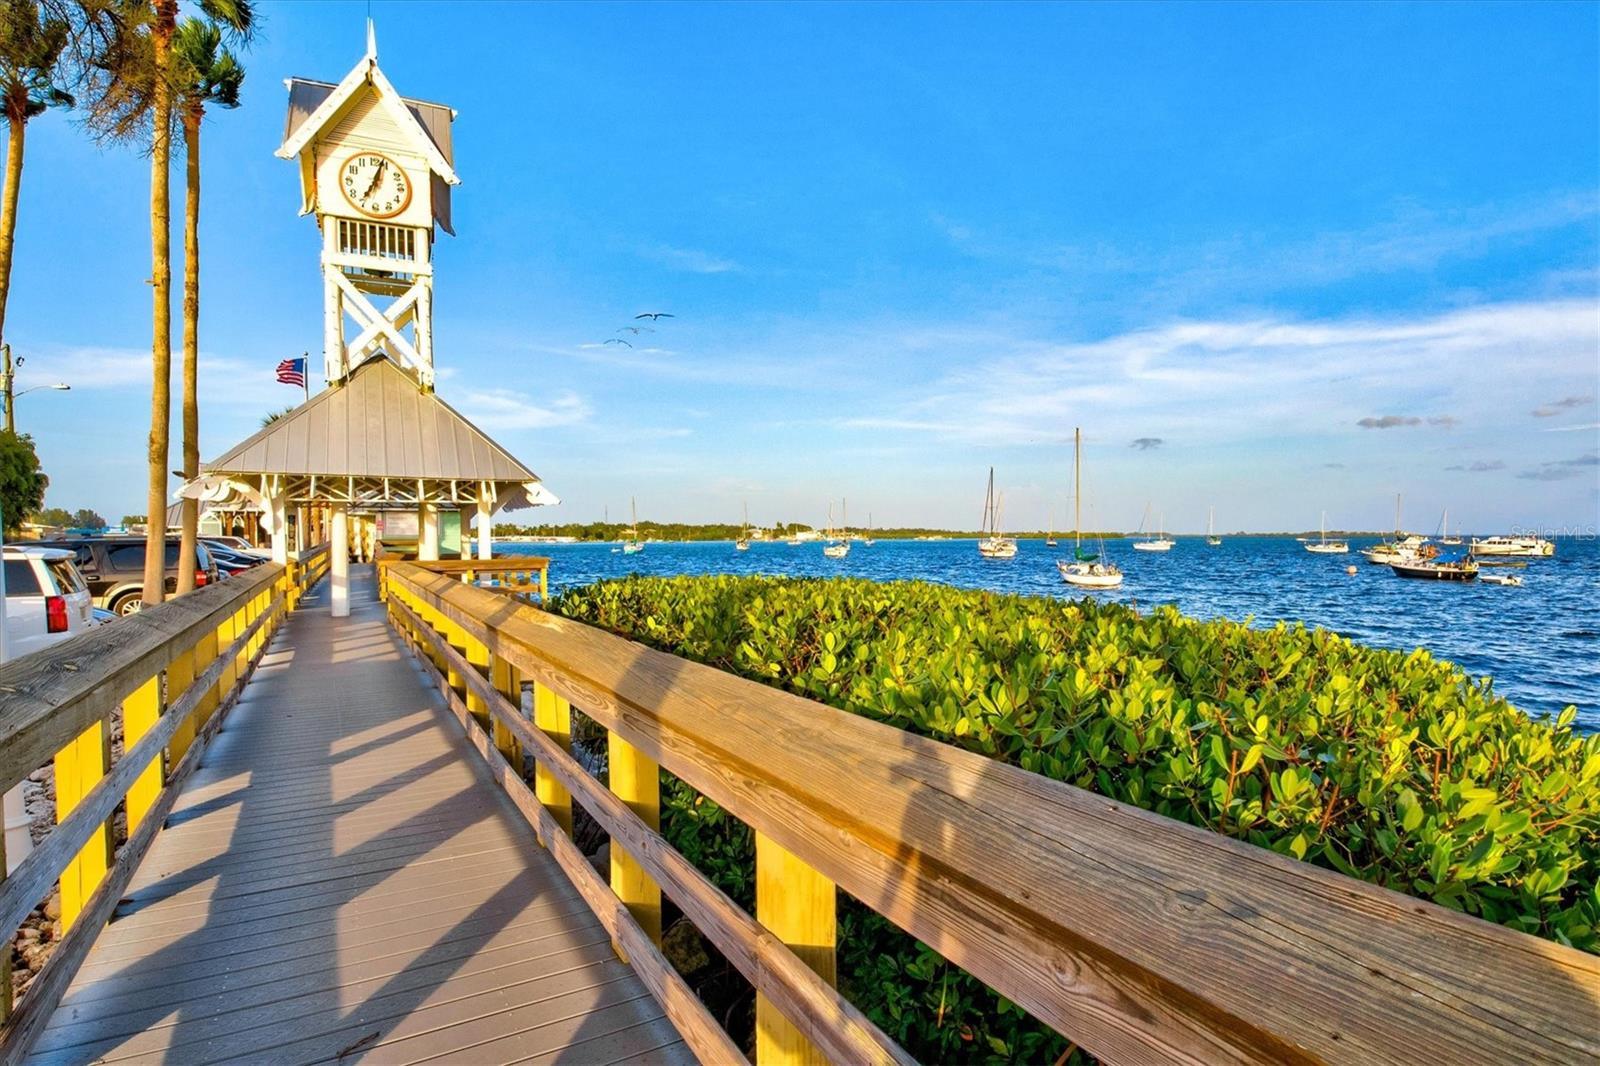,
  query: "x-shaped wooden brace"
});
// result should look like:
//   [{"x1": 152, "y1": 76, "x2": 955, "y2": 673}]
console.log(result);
[{"x1": 334, "y1": 272, "x2": 430, "y2": 385}]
